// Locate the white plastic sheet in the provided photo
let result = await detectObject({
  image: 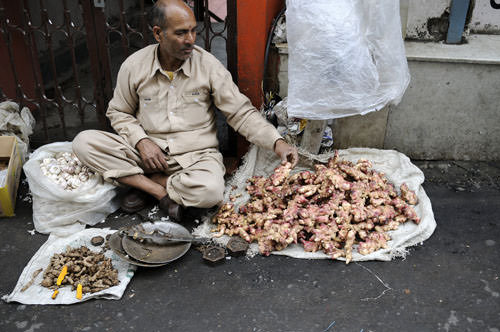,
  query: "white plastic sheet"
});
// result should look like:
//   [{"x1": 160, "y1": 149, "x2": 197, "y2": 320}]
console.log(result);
[
  {"x1": 286, "y1": 0, "x2": 410, "y2": 119},
  {"x1": 2, "y1": 228, "x2": 135, "y2": 305},
  {"x1": 23, "y1": 142, "x2": 120, "y2": 236}
]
